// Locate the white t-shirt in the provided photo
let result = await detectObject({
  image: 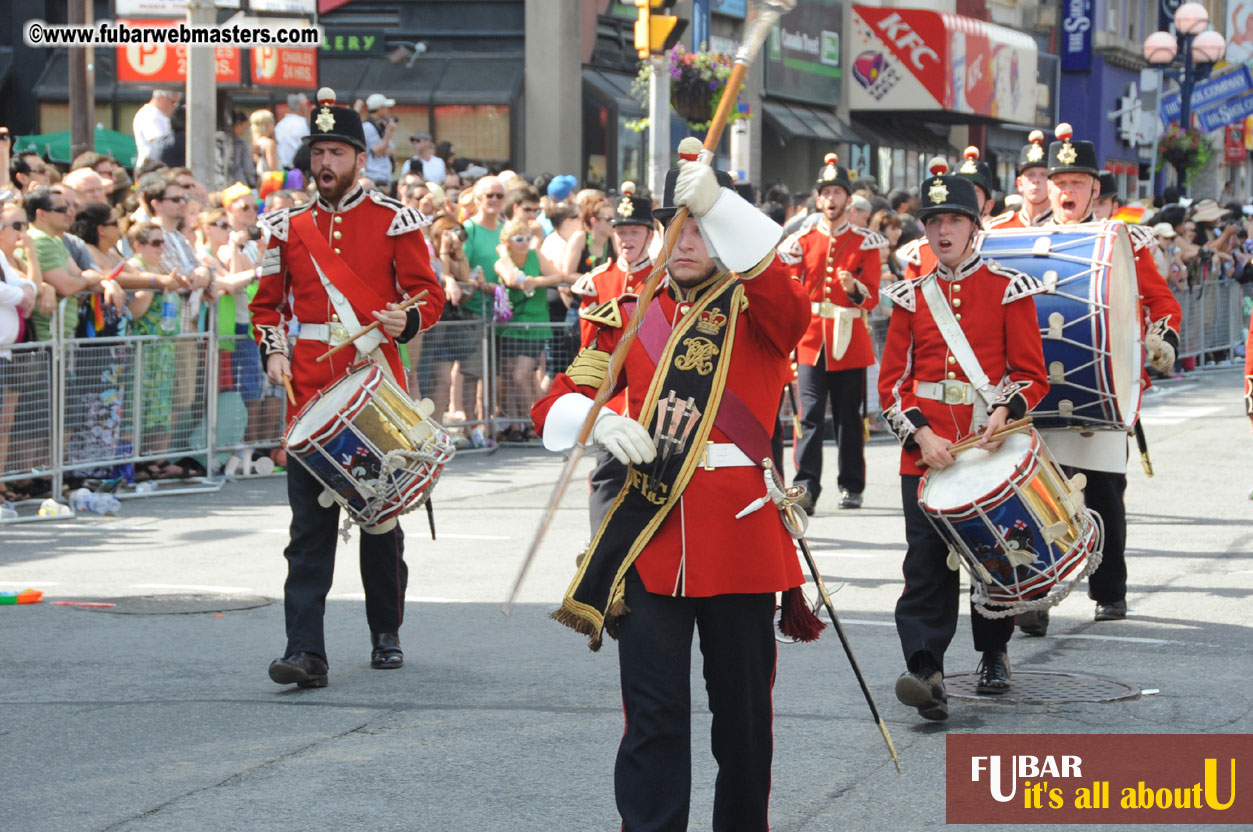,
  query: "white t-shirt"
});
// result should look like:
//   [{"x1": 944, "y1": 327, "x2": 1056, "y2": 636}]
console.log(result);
[
  {"x1": 274, "y1": 113, "x2": 309, "y2": 169},
  {"x1": 0, "y1": 256, "x2": 34, "y2": 351},
  {"x1": 133, "y1": 102, "x2": 172, "y2": 167},
  {"x1": 361, "y1": 121, "x2": 394, "y2": 186}
]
